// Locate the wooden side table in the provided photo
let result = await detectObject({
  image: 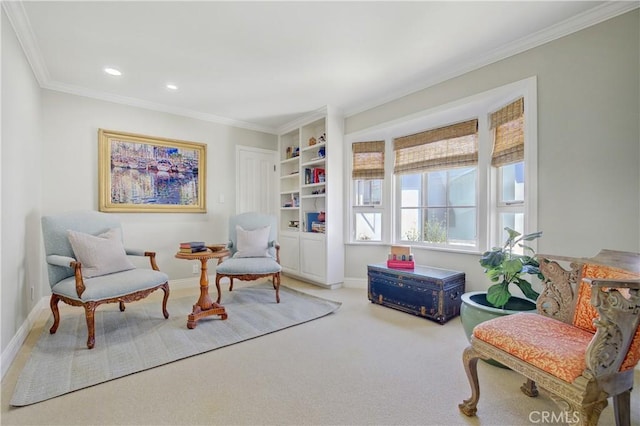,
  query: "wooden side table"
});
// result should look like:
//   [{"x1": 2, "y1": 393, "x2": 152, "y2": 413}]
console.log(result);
[{"x1": 175, "y1": 249, "x2": 230, "y2": 329}]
